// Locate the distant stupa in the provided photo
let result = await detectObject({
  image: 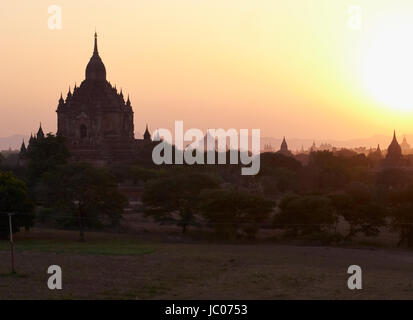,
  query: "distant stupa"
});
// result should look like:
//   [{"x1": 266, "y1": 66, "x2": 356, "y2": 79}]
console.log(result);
[
  {"x1": 277, "y1": 137, "x2": 293, "y2": 157},
  {"x1": 383, "y1": 130, "x2": 404, "y2": 167},
  {"x1": 401, "y1": 136, "x2": 411, "y2": 155}
]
